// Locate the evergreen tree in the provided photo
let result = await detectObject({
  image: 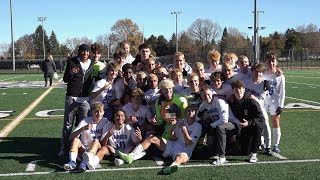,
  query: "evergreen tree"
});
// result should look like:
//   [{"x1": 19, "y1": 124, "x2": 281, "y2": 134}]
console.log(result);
[
  {"x1": 33, "y1": 25, "x2": 49, "y2": 59},
  {"x1": 220, "y1": 27, "x2": 229, "y2": 60},
  {"x1": 49, "y1": 31, "x2": 60, "y2": 56}
]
